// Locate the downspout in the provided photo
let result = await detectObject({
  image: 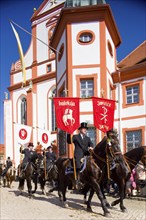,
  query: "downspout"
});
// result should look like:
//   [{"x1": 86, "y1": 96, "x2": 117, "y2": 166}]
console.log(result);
[{"x1": 118, "y1": 70, "x2": 122, "y2": 152}]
